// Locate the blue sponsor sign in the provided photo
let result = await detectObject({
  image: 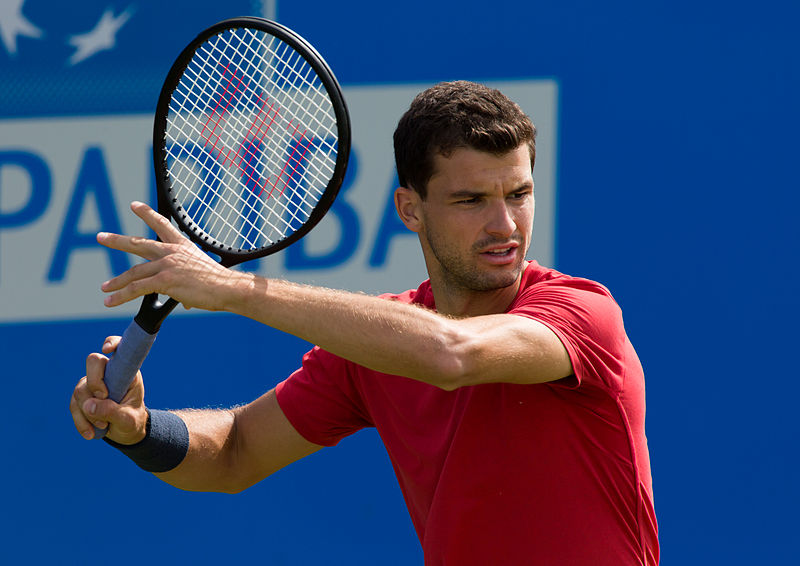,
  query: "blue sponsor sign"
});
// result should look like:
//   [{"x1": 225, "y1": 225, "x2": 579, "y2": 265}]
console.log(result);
[
  {"x1": 0, "y1": 1, "x2": 261, "y2": 116},
  {"x1": 1, "y1": 0, "x2": 797, "y2": 565}
]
